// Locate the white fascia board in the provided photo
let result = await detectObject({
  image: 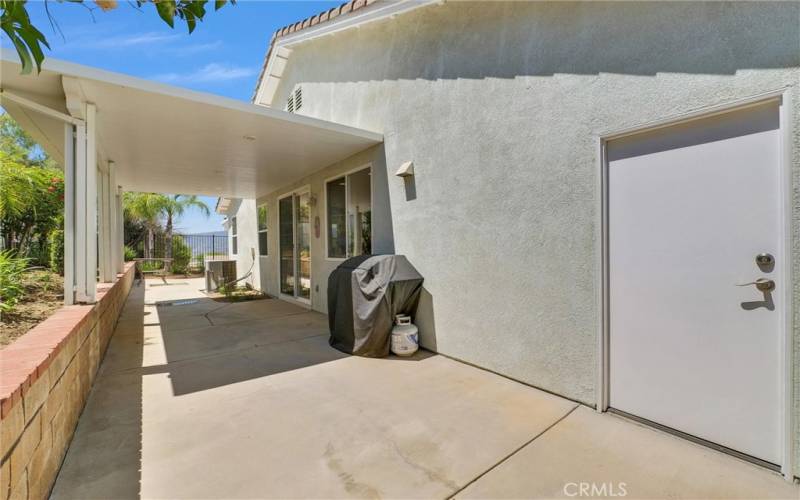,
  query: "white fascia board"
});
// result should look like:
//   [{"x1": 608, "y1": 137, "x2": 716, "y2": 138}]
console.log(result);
[
  {"x1": 0, "y1": 53, "x2": 383, "y2": 142},
  {"x1": 255, "y1": 0, "x2": 441, "y2": 107}
]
